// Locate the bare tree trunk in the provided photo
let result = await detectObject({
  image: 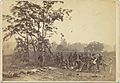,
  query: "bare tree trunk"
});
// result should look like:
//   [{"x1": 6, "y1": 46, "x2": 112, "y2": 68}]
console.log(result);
[
  {"x1": 26, "y1": 31, "x2": 29, "y2": 63},
  {"x1": 41, "y1": 21, "x2": 45, "y2": 66},
  {"x1": 30, "y1": 35, "x2": 37, "y2": 65}
]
